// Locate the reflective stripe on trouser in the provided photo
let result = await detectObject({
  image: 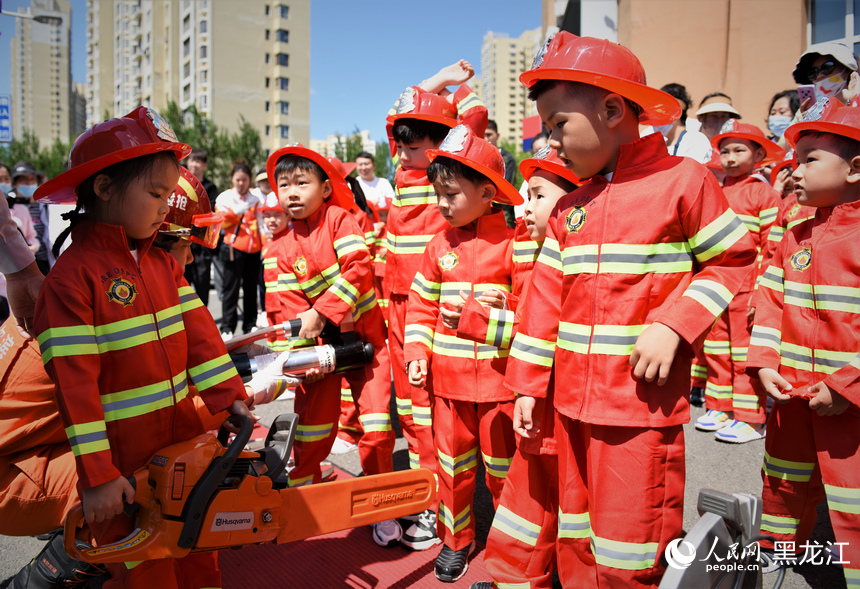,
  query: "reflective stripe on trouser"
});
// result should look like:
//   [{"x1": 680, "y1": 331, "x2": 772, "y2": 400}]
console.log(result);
[
  {"x1": 288, "y1": 376, "x2": 342, "y2": 486},
  {"x1": 703, "y1": 307, "x2": 733, "y2": 413},
  {"x1": 337, "y1": 378, "x2": 364, "y2": 445},
  {"x1": 484, "y1": 449, "x2": 559, "y2": 589},
  {"x1": 435, "y1": 397, "x2": 517, "y2": 551},
  {"x1": 342, "y1": 339, "x2": 395, "y2": 476},
  {"x1": 691, "y1": 344, "x2": 708, "y2": 388},
  {"x1": 94, "y1": 512, "x2": 221, "y2": 589},
  {"x1": 556, "y1": 416, "x2": 685, "y2": 588},
  {"x1": 389, "y1": 294, "x2": 438, "y2": 493}
]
